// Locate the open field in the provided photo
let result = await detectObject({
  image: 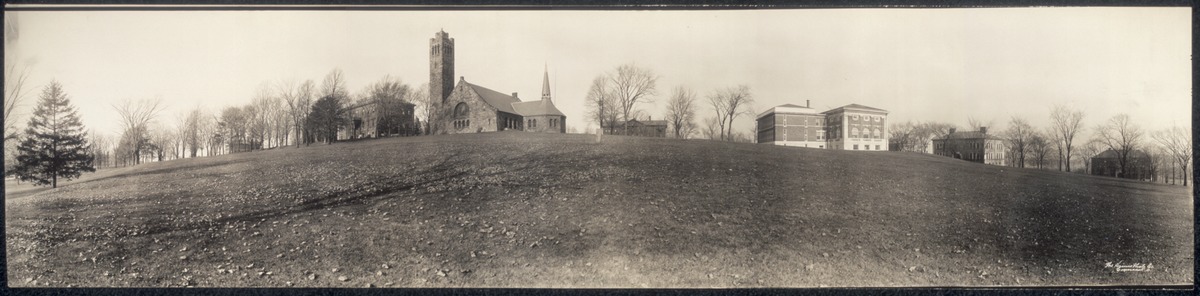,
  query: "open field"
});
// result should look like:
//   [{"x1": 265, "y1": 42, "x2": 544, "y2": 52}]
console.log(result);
[{"x1": 5, "y1": 132, "x2": 1193, "y2": 287}]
